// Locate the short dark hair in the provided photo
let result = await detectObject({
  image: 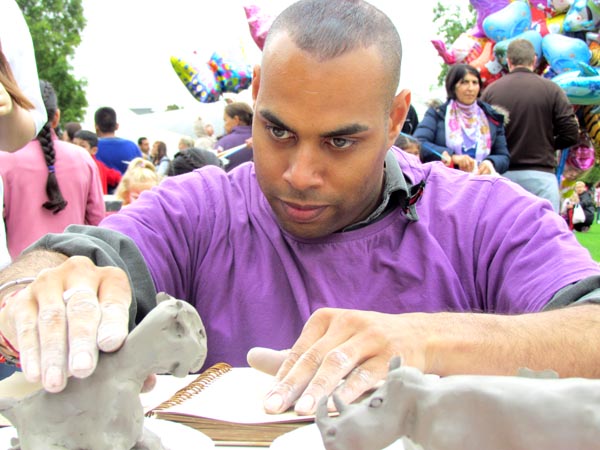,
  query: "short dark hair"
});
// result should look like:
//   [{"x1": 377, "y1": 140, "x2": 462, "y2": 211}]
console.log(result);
[
  {"x1": 63, "y1": 122, "x2": 82, "y2": 141},
  {"x1": 138, "y1": 136, "x2": 147, "y2": 145},
  {"x1": 94, "y1": 107, "x2": 117, "y2": 133},
  {"x1": 167, "y1": 148, "x2": 223, "y2": 176},
  {"x1": 74, "y1": 129, "x2": 98, "y2": 148},
  {"x1": 445, "y1": 64, "x2": 482, "y2": 100},
  {"x1": 264, "y1": 0, "x2": 402, "y2": 104}
]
